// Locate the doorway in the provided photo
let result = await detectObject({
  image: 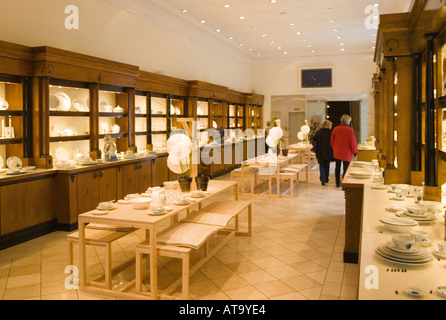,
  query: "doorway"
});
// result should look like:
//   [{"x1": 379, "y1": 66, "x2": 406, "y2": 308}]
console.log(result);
[{"x1": 289, "y1": 112, "x2": 306, "y2": 145}]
